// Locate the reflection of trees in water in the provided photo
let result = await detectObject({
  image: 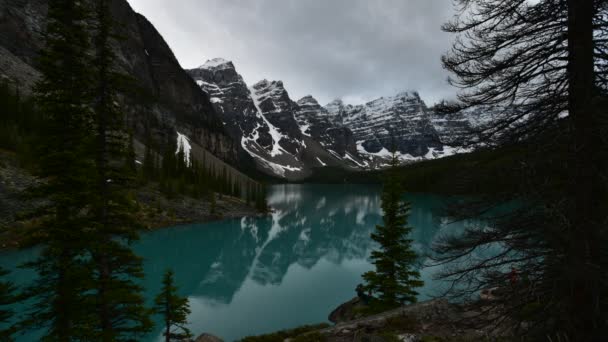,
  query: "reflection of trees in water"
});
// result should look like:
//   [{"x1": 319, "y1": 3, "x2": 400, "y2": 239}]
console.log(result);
[{"x1": 138, "y1": 185, "x2": 454, "y2": 306}]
